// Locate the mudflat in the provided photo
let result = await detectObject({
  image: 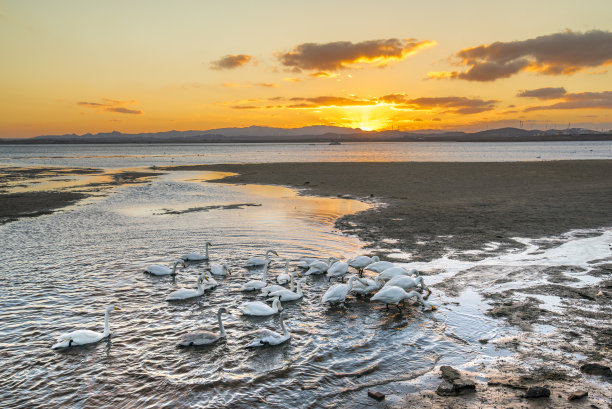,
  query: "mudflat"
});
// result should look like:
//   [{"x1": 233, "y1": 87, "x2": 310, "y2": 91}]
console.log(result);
[{"x1": 165, "y1": 160, "x2": 612, "y2": 260}]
